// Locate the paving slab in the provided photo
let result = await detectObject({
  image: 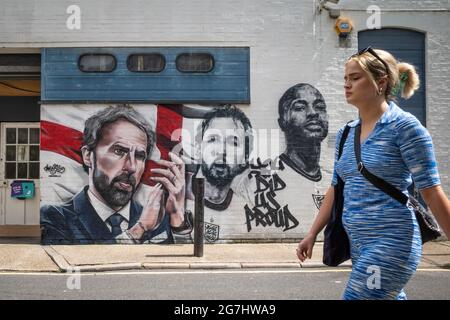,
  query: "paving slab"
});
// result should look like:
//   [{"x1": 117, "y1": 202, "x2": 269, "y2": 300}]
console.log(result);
[
  {"x1": 50, "y1": 243, "x2": 303, "y2": 266},
  {"x1": 0, "y1": 244, "x2": 59, "y2": 272}
]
